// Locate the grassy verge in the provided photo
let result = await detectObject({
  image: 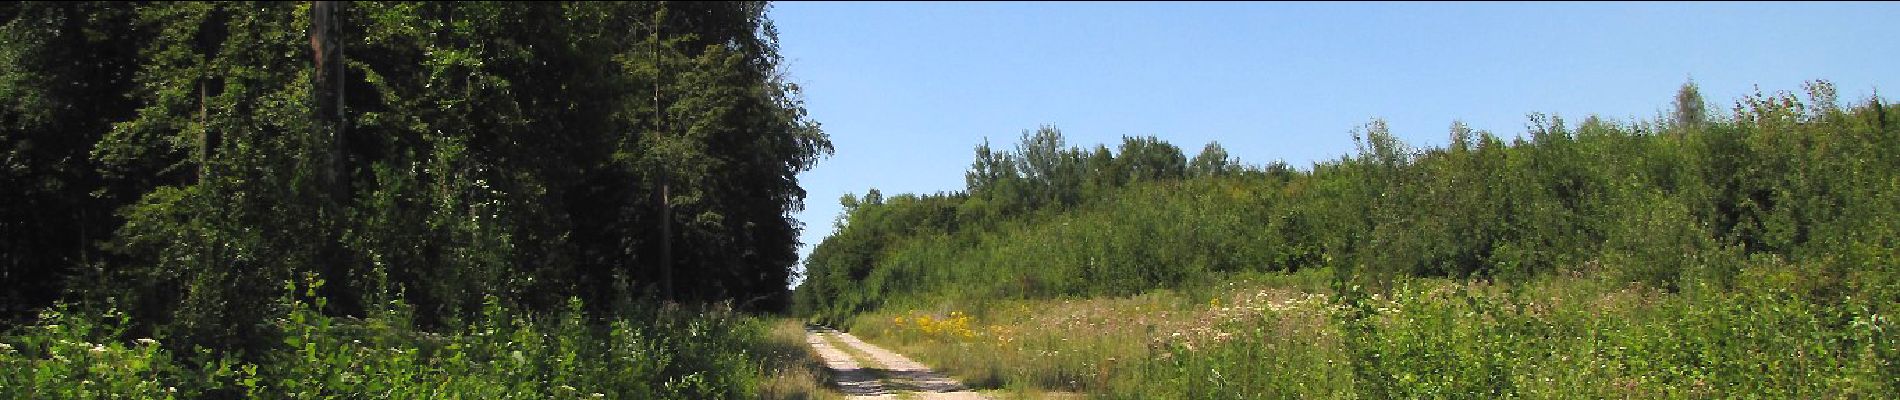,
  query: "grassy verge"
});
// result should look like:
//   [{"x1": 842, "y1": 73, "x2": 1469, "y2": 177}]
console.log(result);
[
  {"x1": 757, "y1": 319, "x2": 840, "y2": 400},
  {"x1": 849, "y1": 266, "x2": 1898, "y2": 398}
]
